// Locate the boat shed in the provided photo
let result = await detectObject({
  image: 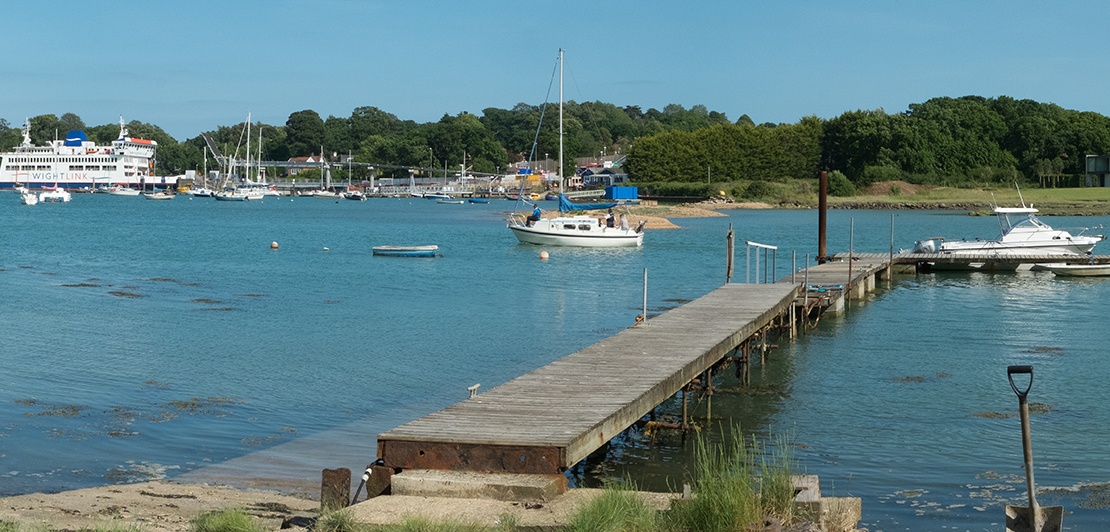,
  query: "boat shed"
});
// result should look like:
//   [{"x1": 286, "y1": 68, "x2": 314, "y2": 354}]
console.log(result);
[{"x1": 1086, "y1": 154, "x2": 1110, "y2": 187}]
